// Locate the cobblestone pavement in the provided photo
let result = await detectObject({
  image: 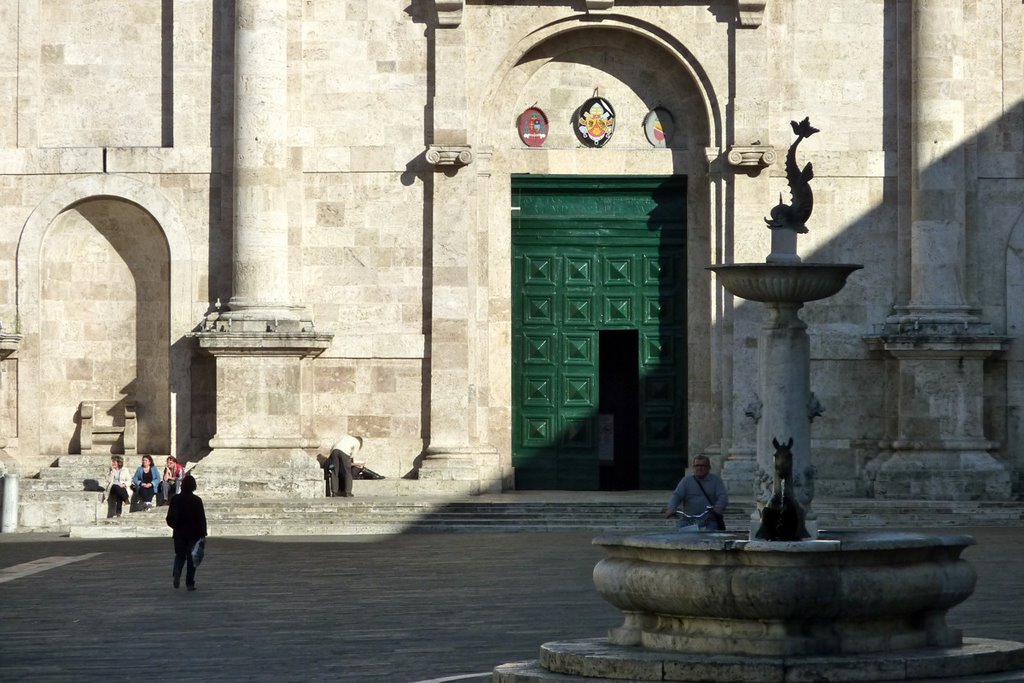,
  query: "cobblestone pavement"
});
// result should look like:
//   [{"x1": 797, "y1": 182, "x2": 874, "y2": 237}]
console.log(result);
[{"x1": 0, "y1": 527, "x2": 1022, "y2": 683}]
